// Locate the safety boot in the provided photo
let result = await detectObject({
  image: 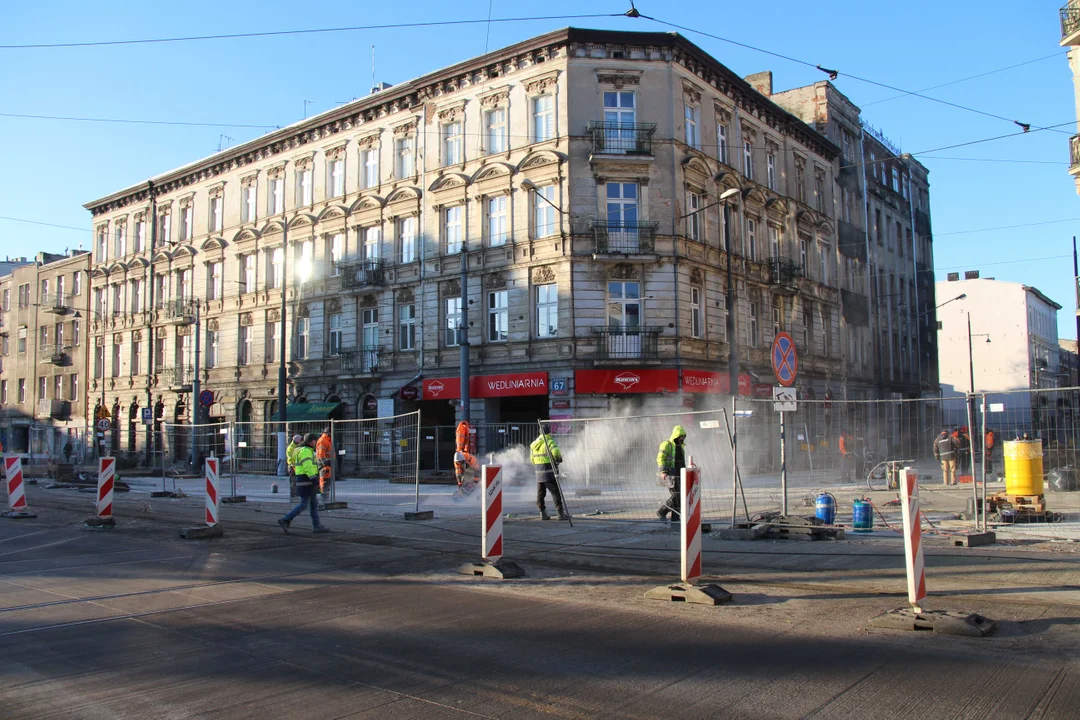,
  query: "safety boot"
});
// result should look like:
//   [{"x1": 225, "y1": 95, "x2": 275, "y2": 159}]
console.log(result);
[{"x1": 540, "y1": 510, "x2": 552, "y2": 521}]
